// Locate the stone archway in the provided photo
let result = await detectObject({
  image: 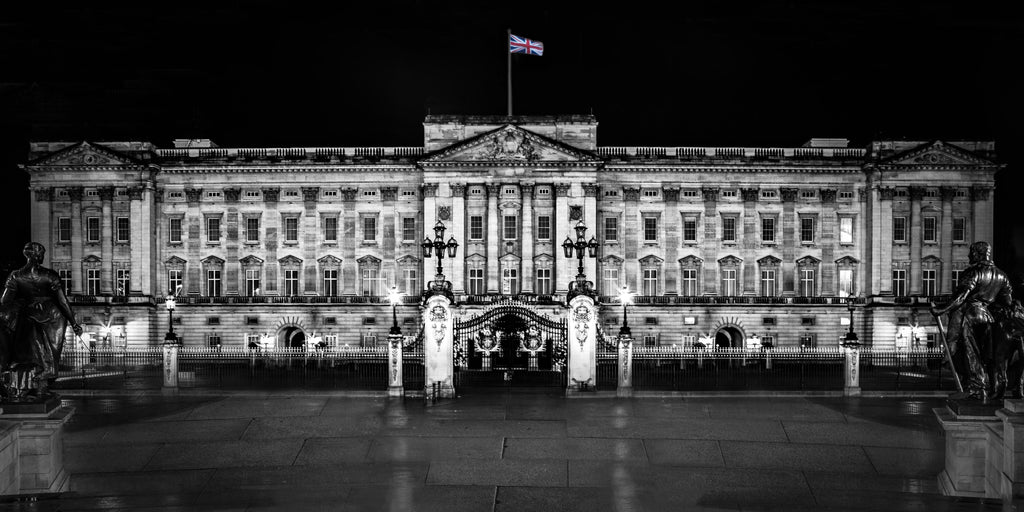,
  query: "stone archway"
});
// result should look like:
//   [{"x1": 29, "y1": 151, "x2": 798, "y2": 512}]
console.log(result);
[
  {"x1": 714, "y1": 326, "x2": 745, "y2": 348},
  {"x1": 278, "y1": 326, "x2": 306, "y2": 349}
]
